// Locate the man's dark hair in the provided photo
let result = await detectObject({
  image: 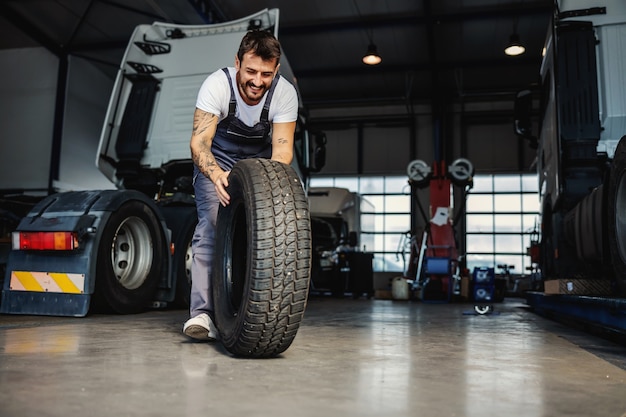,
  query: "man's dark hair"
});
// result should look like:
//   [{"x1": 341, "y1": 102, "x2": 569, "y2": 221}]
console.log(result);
[{"x1": 237, "y1": 30, "x2": 281, "y2": 63}]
